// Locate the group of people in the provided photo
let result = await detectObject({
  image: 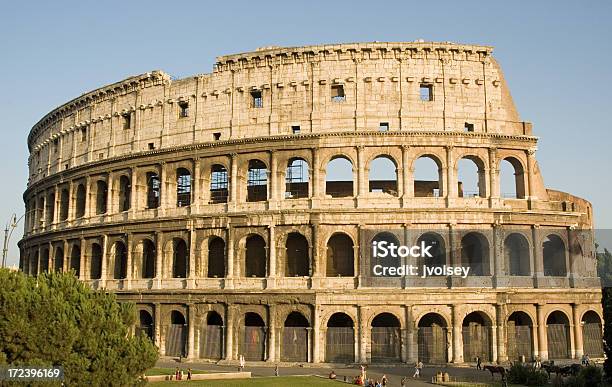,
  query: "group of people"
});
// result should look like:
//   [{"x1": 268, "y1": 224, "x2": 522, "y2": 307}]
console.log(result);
[
  {"x1": 328, "y1": 362, "x2": 423, "y2": 387},
  {"x1": 172, "y1": 367, "x2": 192, "y2": 381}
]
